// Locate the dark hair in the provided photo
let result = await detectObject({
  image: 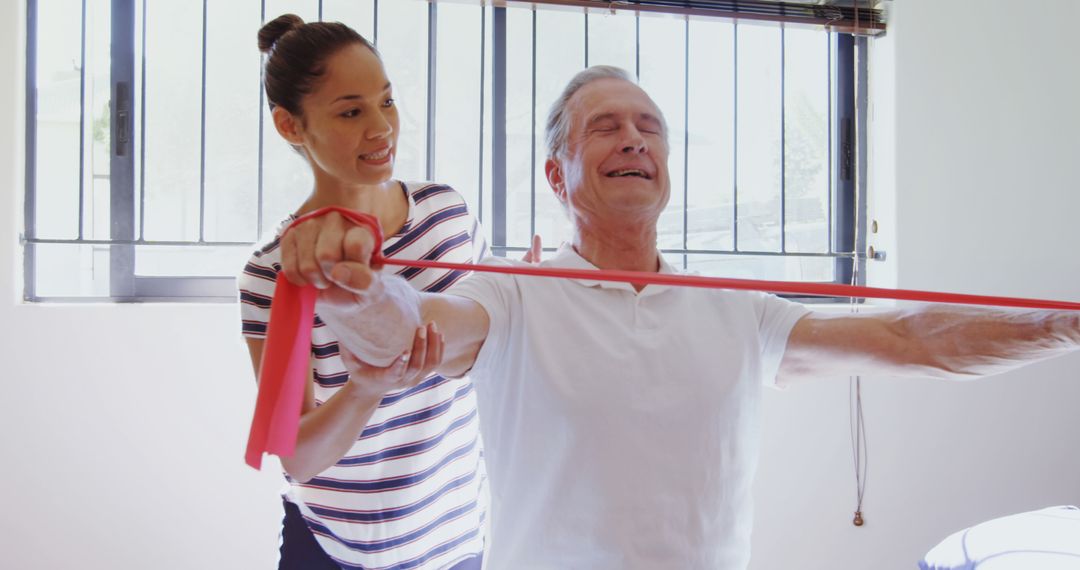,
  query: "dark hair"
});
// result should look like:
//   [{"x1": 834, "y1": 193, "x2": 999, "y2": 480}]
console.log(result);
[{"x1": 258, "y1": 14, "x2": 377, "y2": 116}]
